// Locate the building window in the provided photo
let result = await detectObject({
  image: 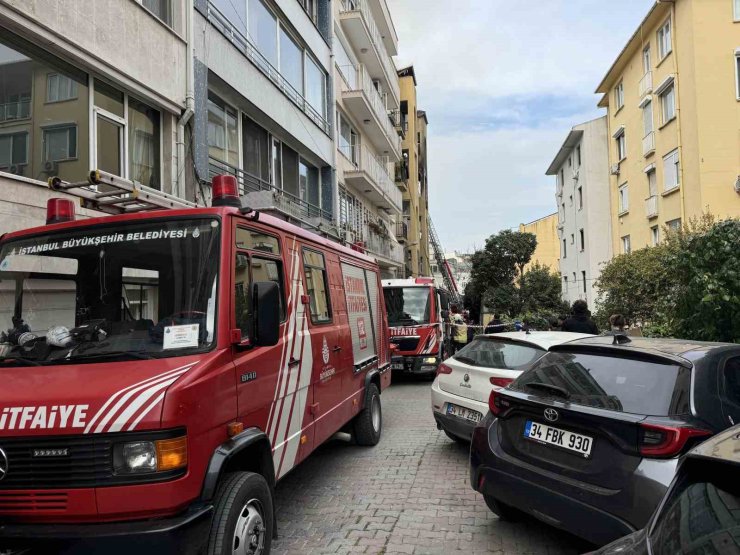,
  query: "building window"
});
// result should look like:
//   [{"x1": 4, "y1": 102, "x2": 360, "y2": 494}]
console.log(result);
[
  {"x1": 303, "y1": 249, "x2": 332, "y2": 323},
  {"x1": 643, "y1": 99, "x2": 654, "y2": 136},
  {"x1": 128, "y1": 98, "x2": 161, "y2": 189},
  {"x1": 43, "y1": 125, "x2": 77, "y2": 162},
  {"x1": 298, "y1": 0, "x2": 317, "y2": 24},
  {"x1": 559, "y1": 169, "x2": 564, "y2": 190},
  {"x1": 735, "y1": 50, "x2": 740, "y2": 100},
  {"x1": 335, "y1": 38, "x2": 357, "y2": 88},
  {"x1": 663, "y1": 149, "x2": 680, "y2": 192},
  {"x1": 660, "y1": 83, "x2": 676, "y2": 123},
  {"x1": 666, "y1": 218, "x2": 682, "y2": 232},
  {"x1": 579, "y1": 229, "x2": 585, "y2": 251},
  {"x1": 46, "y1": 73, "x2": 78, "y2": 103},
  {"x1": 0, "y1": 132, "x2": 28, "y2": 169},
  {"x1": 280, "y1": 27, "x2": 304, "y2": 94},
  {"x1": 657, "y1": 18, "x2": 672, "y2": 60},
  {"x1": 338, "y1": 112, "x2": 358, "y2": 163},
  {"x1": 736, "y1": 0, "x2": 740, "y2": 21},
  {"x1": 582, "y1": 271, "x2": 587, "y2": 293},
  {"x1": 577, "y1": 186, "x2": 583, "y2": 209},
  {"x1": 651, "y1": 225, "x2": 660, "y2": 246},
  {"x1": 643, "y1": 45, "x2": 651, "y2": 74},
  {"x1": 243, "y1": 115, "x2": 270, "y2": 185},
  {"x1": 647, "y1": 167, "x2": 657, "y2": 197},
  {"x1": 622, "y1": 235, "x2": 631, "y2": 254},
  {"x1": 299, "y1": 158, "x2": 321, "y2": 211},
  {"x1": 249, "y1": 0, "x2": 278, "y2": 67},
  {"x1": 576, "y1": 145, "x2": 581, "y2": 166},
  {"x1": 614, "y1": 128, "x2": 626, "y2": 161},
  {"x1": 618, "y1": 183, "x2": 629, "y2": 213},
  {"x1": 562, "y1": 239, "x2": 567, "y2": 259},
  {"x1": 569, "y1": 194, "x2": 573, "y2": 206},
  {"x1": 207, "y1": 91, "x2": 239, "y2": 168},
  {"x1": 138, "y1": 0, "x2": 172, "y2": 27},
  {"x1": 570, "y1": 233, "x2": 575, "y2": 245},
  {"x1": 563, "y1": 275, "x2": 568, "y2": 290},
  {"x1": 305, "y1": 55, "x2": 327, "y2": 119},
  {"x1": 614, "y1": 81, "x2": 624, "y2": 110}
]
